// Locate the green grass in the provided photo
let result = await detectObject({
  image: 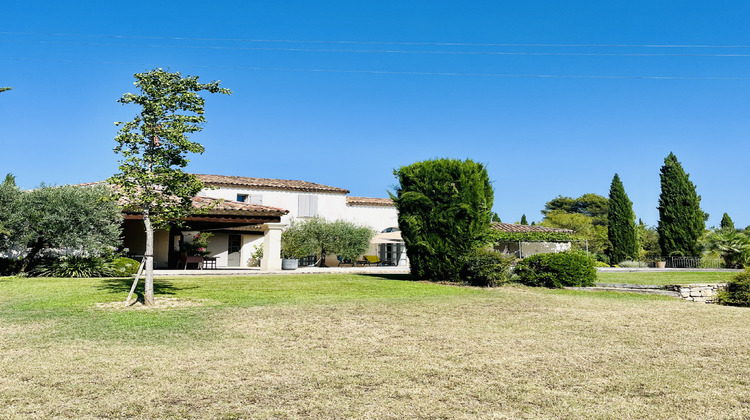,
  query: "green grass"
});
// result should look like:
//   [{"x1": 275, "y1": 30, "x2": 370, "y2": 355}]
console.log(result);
[
  {"x1": 2, "y1": 273, "x2": 750, "y2": 419},
  {"x1": 597, "y1": 270, "x2": 736, "y2": 285}
]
